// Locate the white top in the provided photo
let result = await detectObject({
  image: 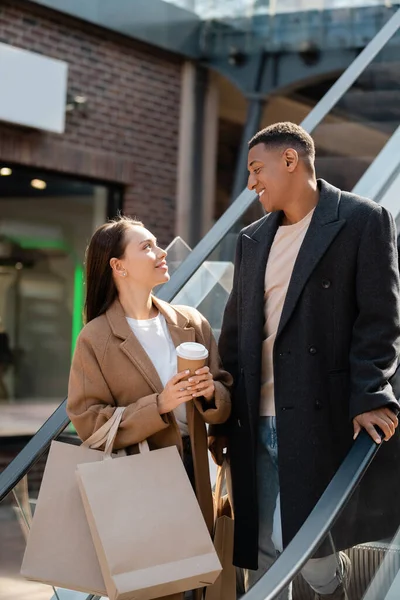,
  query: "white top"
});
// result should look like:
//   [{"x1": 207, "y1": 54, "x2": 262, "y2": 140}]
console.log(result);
[
  {"x1": 126, "y1": 313, "x2": 189, "y2": 436},
  {"x1": 260, "y1": 209, "x2": 315, "y2": 416}
]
